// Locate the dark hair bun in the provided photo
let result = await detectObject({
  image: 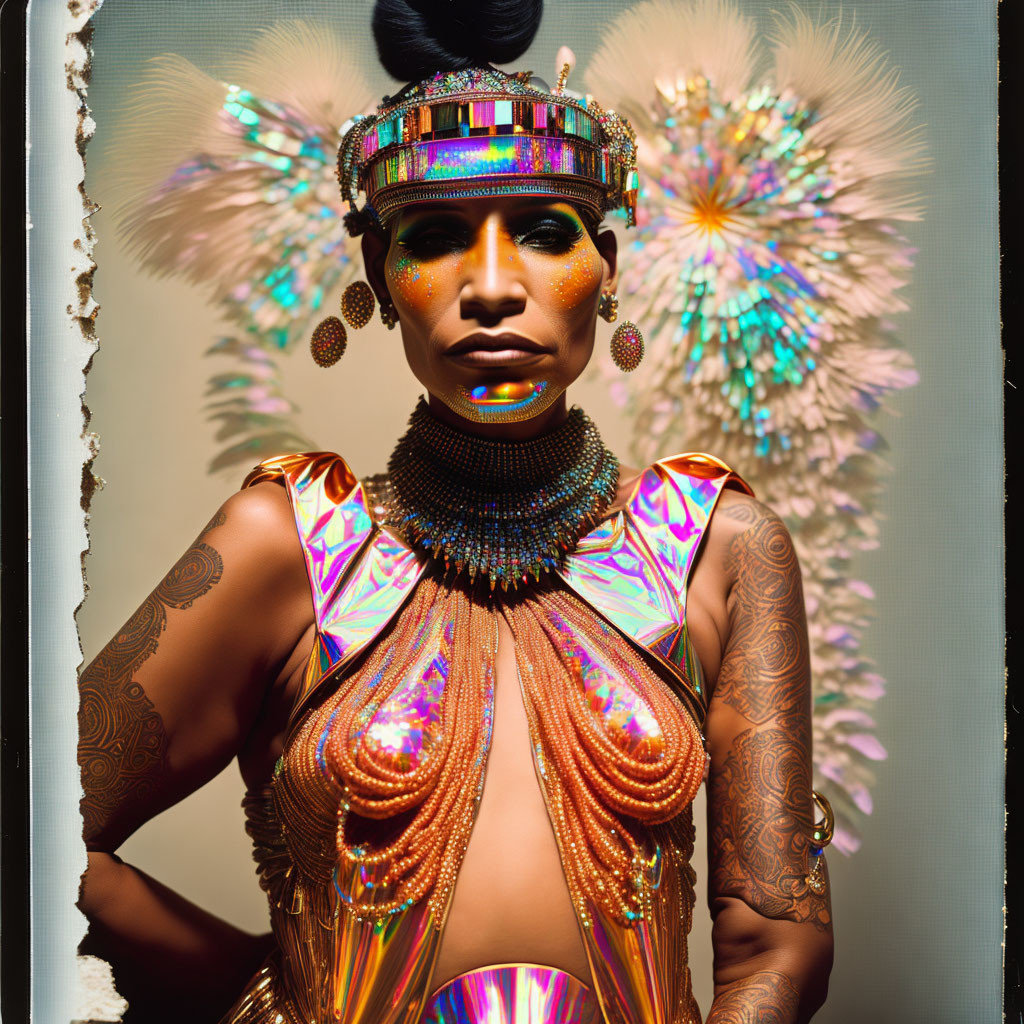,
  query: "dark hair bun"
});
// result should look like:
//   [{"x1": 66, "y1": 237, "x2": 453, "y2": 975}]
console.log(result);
[{"x1": 372, "y1": 0, "x2": 543, "y2": 83}]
